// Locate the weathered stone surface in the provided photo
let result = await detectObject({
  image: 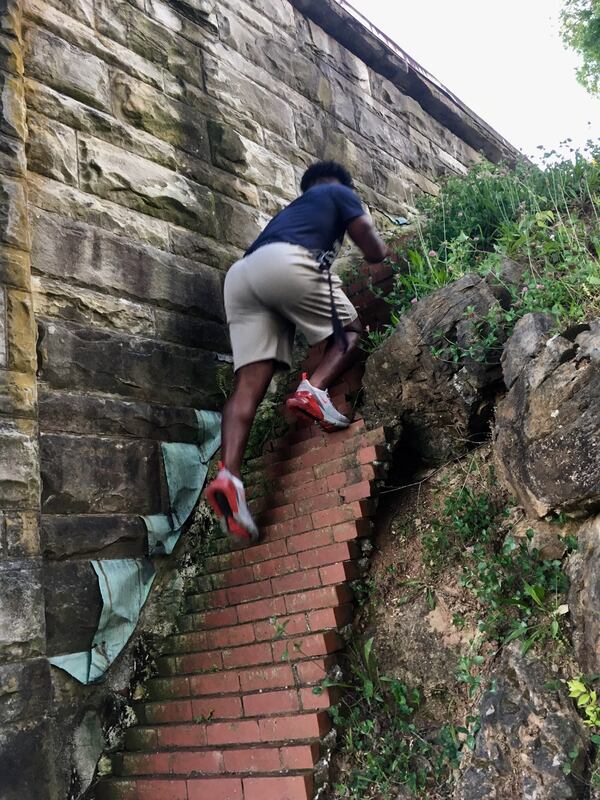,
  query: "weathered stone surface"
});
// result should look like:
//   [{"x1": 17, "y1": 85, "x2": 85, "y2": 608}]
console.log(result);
[
  {"x1": 6, "y1": 288, "x2": 36, "y2": 373},
  {"x1": 23, "y1": 25, "x2": 111, "y2": 111},
  {"x1": 0, "y1": 658, "x2": 51, "y2": 724},
  {"x1": 362, "y1": 269, "x2": 517, "y2": 464},
  {"x1": 39, "y1": 390, "x2": 204, "y2": 442},
  {"x1": 0, "y1": 722, "x2": 56, "y2": 800},
  {"x1": 4, "y1": 511, "x2": 40, "y2": 557},
  {"x1": 208, "y1": 120, "x2": 296, "y2": 198},
  {"x1": 146, "y1": 0, "x2": 218, "y2": 43},
  {"x1": 0, "y1": 561, "x2": 45, "y2": 661},
  {"x1": 31, "y1": 210, "x2": 225, "y2": 317},
  {"x1": 214, "y1": 193, "x2": 266, "y2": 250},
  {"x1": 0, "y1": 130, "x2": 25, "y2": 178},
  {"x1": 495, "y1": 320, "x2": 600, "y2": 518},
  {"x1": 0, "y1": 243, "x2": 30, "y2": 291},
  {"x1": 38, "y1": 320, "x2": 226, "y2": 408},
  {"x1": 0, "y1": 69, "x2": 26, "y2": 140},
  {"x1": 43, "y1": 560, "x2": 102, "y2": 655},
  {"x1": 456, "y1": 645, "x2": 589, "y2": 799},
  {"x1": 567, "y1": 514, "x2": 600, "y2": 674},
  {"x1": 25, "y1": 0, "x2": 165, "y2": 89},
  {"x1": 41, "y1": 514, "x2": 146, "y2": 559},
  {"x1": 40, "y1": 433, "x2": 163, "y2": 514},
  {"x1": 26, "y1": 112, "x2": 78, "y2": 185},
  {"x1": 203, "y1": 53, "x2": 295, "y2": 141},
  {"x1": 33, "y1": 276, "x2": 156, "y2": 336},
  {"x1": 110, "y1": 69, "x2": 210, "y2": 162},
  {"x1": 501, "y1": 312, "x2": 556, "y2": 389},
  {"x1": 43, "y1": 0, "x2": 94, "y2": 26},
  {"x1": 0, "y1": 369, "x2": 36, "y2": 418},
  {"x1": 28, "y1": 174, "x2": 171, "y2": 250},
  {"x1": 0, "y1": 420, "x2": 39, "y2": 509},
  {"x1": 78, "y1": 134, "x2": 217, "y2": 234},
  {"x1": 168, "y1": 225, "x2": 242, "y2": 270},
  {"x1": 0, "y1": 173, "x2": 29, "y2": 249},
  {"x1": 155, "y1": 306, "x2": 230, "y2": 351},
  {"x1": 0, "y1": 285, "x2": 5, "y2": 366}
]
